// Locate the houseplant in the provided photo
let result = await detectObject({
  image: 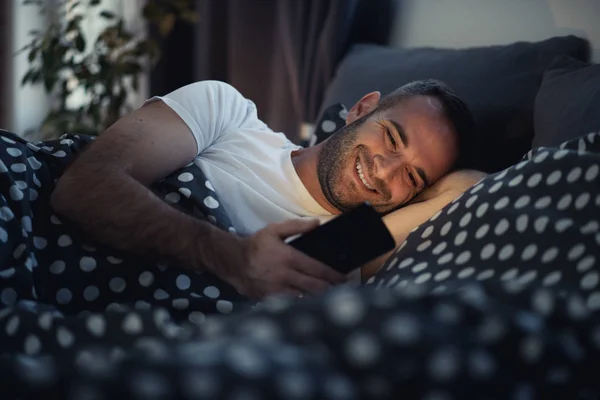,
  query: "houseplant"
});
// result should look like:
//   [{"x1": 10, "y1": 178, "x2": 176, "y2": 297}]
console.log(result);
[{"x1": 18, "y1": 0, "x2": 197, "y2": 139}]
